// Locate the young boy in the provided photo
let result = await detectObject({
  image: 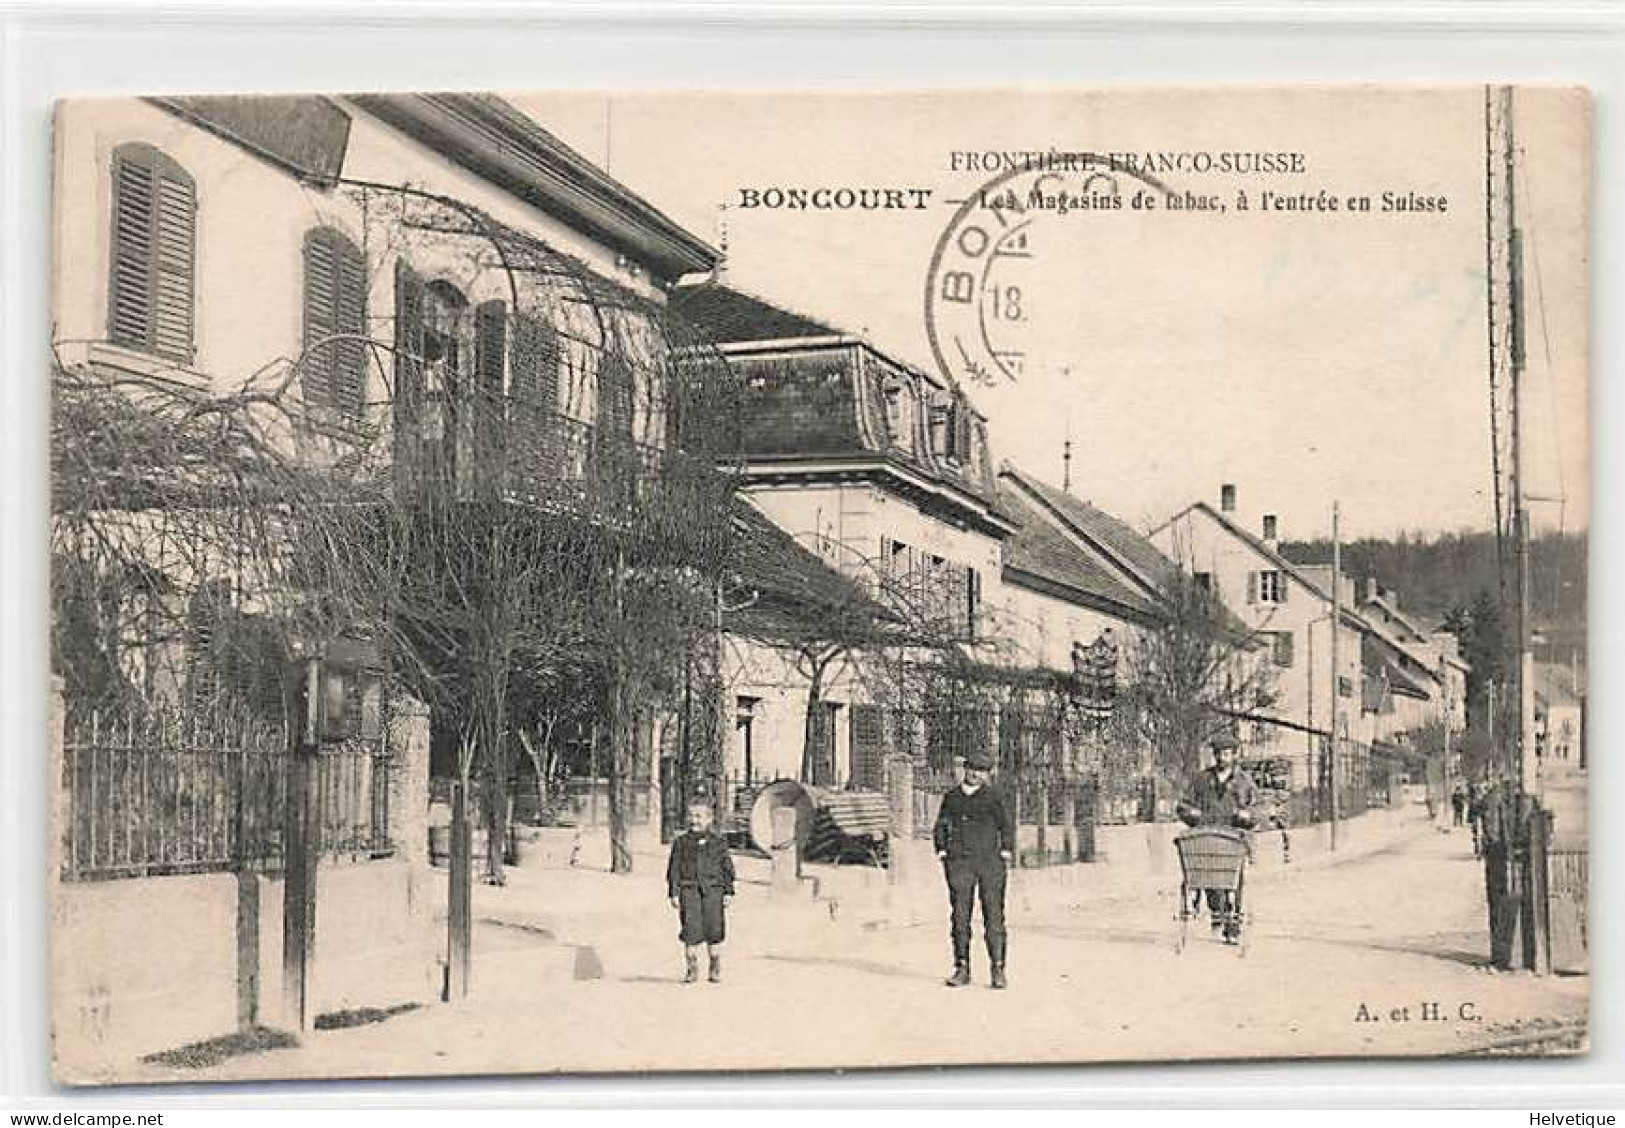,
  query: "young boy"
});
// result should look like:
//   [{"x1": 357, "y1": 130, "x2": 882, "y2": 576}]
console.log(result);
[{"x1": 665, "y1": 800, "x2": 736, "y2": 984}]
